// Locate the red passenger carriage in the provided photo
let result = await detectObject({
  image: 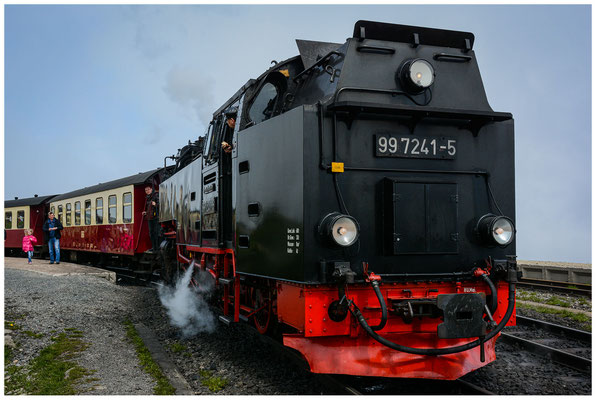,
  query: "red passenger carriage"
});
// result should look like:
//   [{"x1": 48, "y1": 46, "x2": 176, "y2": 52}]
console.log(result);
[
  {"x1": 5, "y1": 195, "x2": 56, "y2": 256},
  {"x1": 47, "y1": 168, "x2": 169, "y2": 263}
]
